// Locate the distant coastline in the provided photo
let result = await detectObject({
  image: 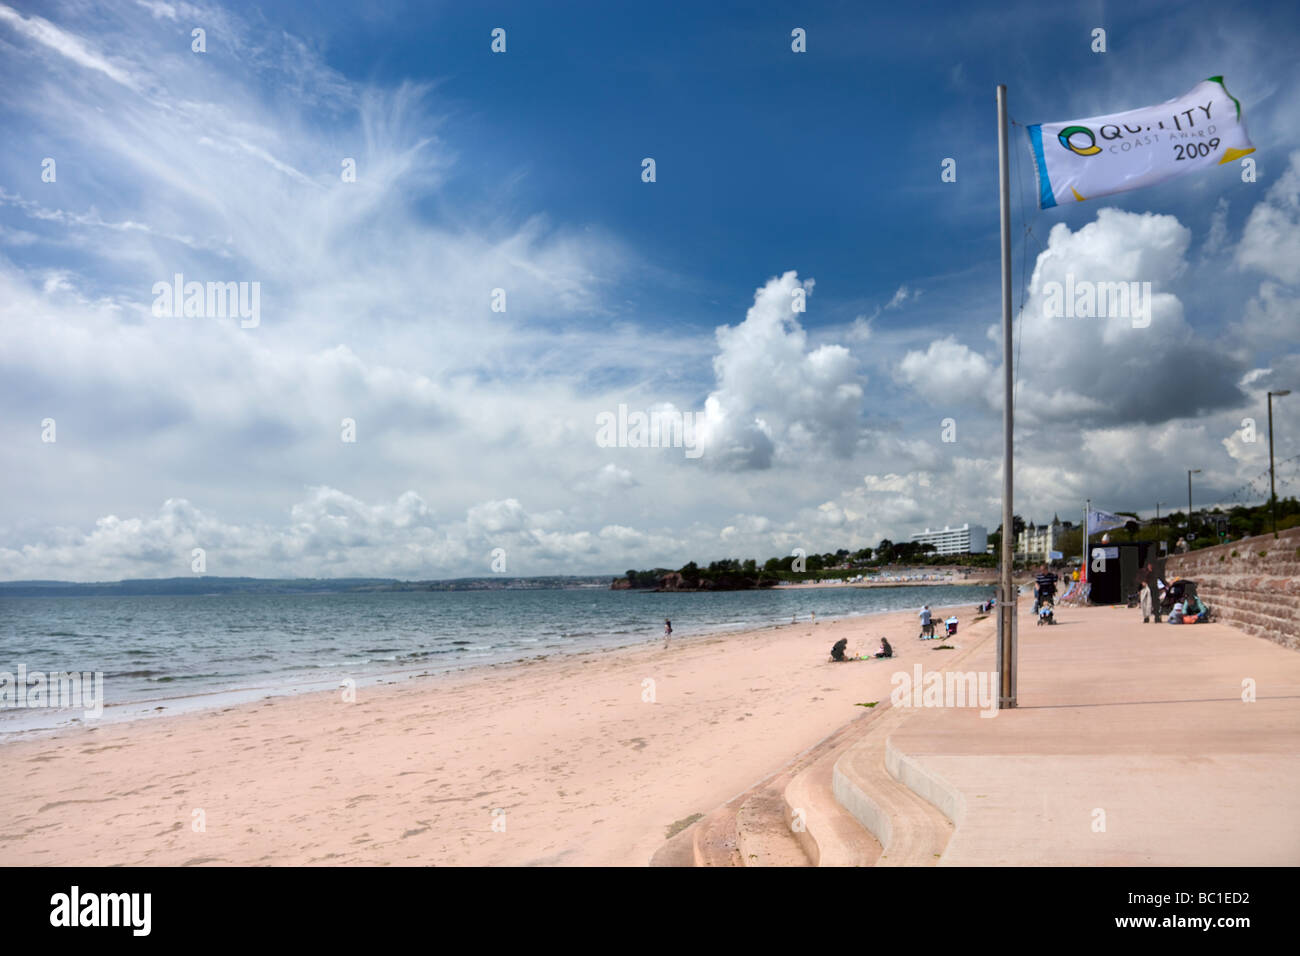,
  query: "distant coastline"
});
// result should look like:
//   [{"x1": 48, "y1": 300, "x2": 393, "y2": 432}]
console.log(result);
[{"x1": 0, "y1": 575, "x2": 614, "y2": 597}]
